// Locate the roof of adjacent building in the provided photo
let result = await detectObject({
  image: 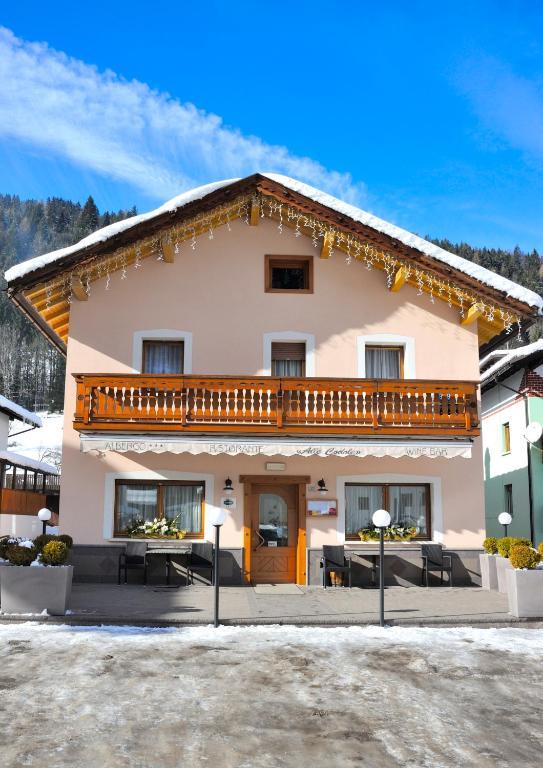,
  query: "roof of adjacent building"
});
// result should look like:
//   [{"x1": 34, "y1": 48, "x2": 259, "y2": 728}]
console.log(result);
[
  {"x1": 480, "y1": 339, "x2": 543, "y2": 384},
  {"x1": 0, "y1": 395, "x2": 42, "y2": 428}
]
